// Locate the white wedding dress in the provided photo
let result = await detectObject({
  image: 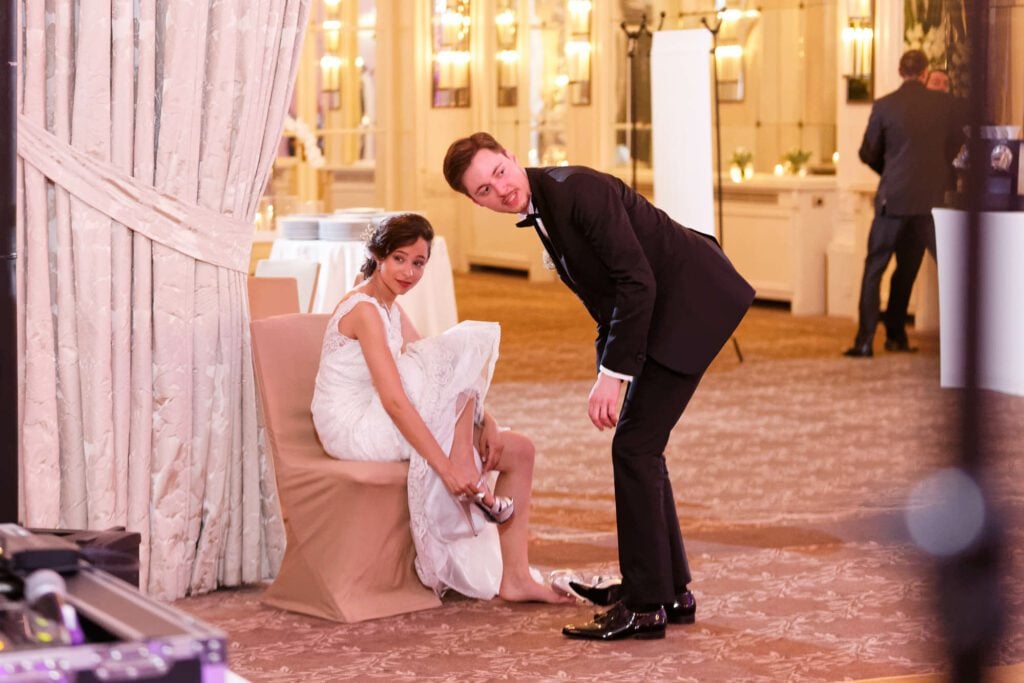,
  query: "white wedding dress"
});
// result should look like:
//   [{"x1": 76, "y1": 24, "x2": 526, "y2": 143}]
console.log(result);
[{"x1": 311, "y1": 293, "x2": 503, "y2": 599}]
